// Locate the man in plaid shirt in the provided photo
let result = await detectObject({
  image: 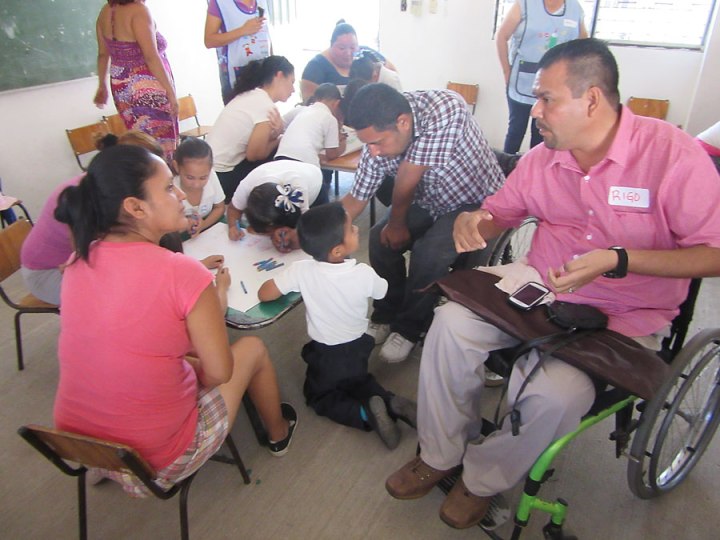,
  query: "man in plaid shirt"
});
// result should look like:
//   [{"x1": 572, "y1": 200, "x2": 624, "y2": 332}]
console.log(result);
[{"x1": 343, "y1": 83, "x2": 505, "y2": 363}]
